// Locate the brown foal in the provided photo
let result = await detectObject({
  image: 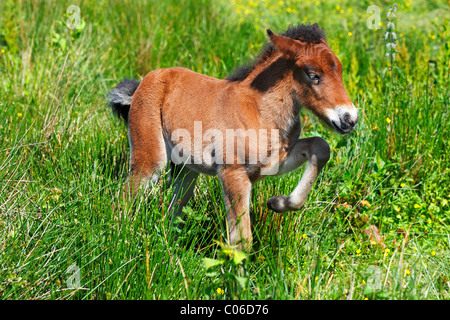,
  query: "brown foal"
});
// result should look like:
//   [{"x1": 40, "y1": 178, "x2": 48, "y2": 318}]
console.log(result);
[{"x1": 109, "y1": 24, "x2": 358, "y2": 251}]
